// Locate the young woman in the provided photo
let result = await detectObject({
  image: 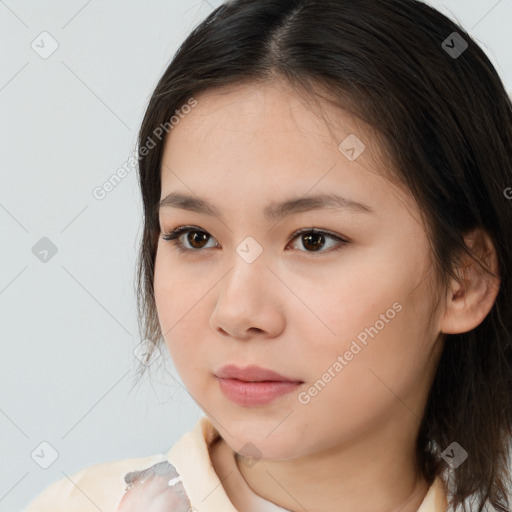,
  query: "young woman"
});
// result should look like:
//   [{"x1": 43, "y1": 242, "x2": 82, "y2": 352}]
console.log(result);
[{"x1": 24, "y1": 1, "x2": 512, "y2": 511}]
